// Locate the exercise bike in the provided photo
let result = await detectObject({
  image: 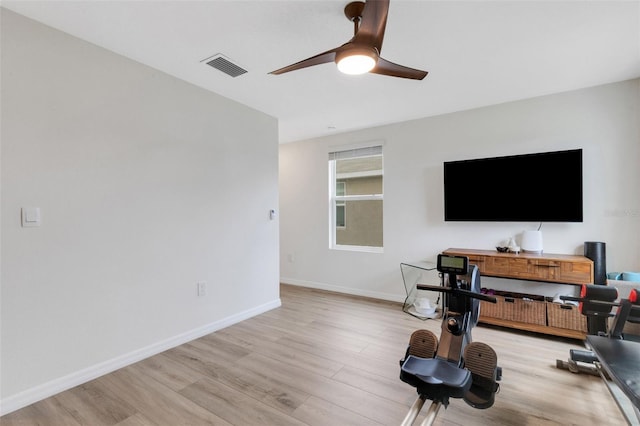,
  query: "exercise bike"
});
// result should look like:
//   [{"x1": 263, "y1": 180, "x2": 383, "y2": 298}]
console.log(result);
[{"x1": 399, "y1": 254, "x2": 502, "y2": 426}]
